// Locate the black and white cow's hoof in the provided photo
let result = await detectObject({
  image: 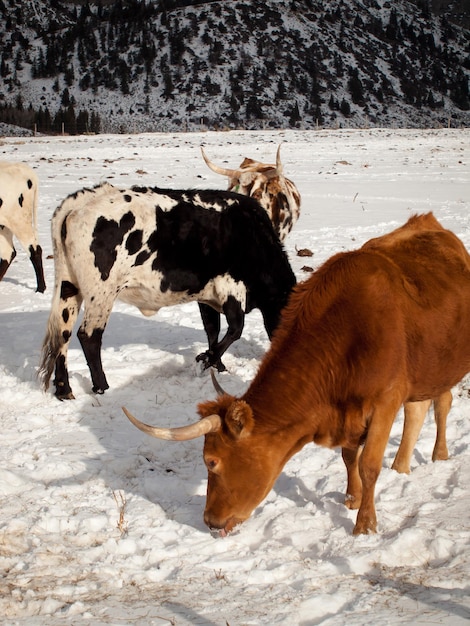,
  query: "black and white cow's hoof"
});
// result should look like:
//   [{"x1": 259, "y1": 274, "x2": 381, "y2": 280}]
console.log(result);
[
  {"x1": 215, "y1": 360, "x2": 227, "y2": 372},
  {"x1": 92, "y1": 384, "x2": 109, "y2": 395},
  {"x1": 55, "y1": 391, "x2": 75, "y2": 401},
  {"x1": 54, "y1": 380, "x2": 75, "y2": 401}
]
